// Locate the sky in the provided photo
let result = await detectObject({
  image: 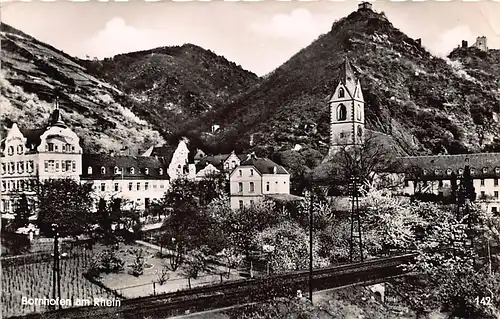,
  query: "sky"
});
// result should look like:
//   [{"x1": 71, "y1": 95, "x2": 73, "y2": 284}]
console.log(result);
[{"x1": 1, "y1": 0, "x2": 499, "y2": 76}]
